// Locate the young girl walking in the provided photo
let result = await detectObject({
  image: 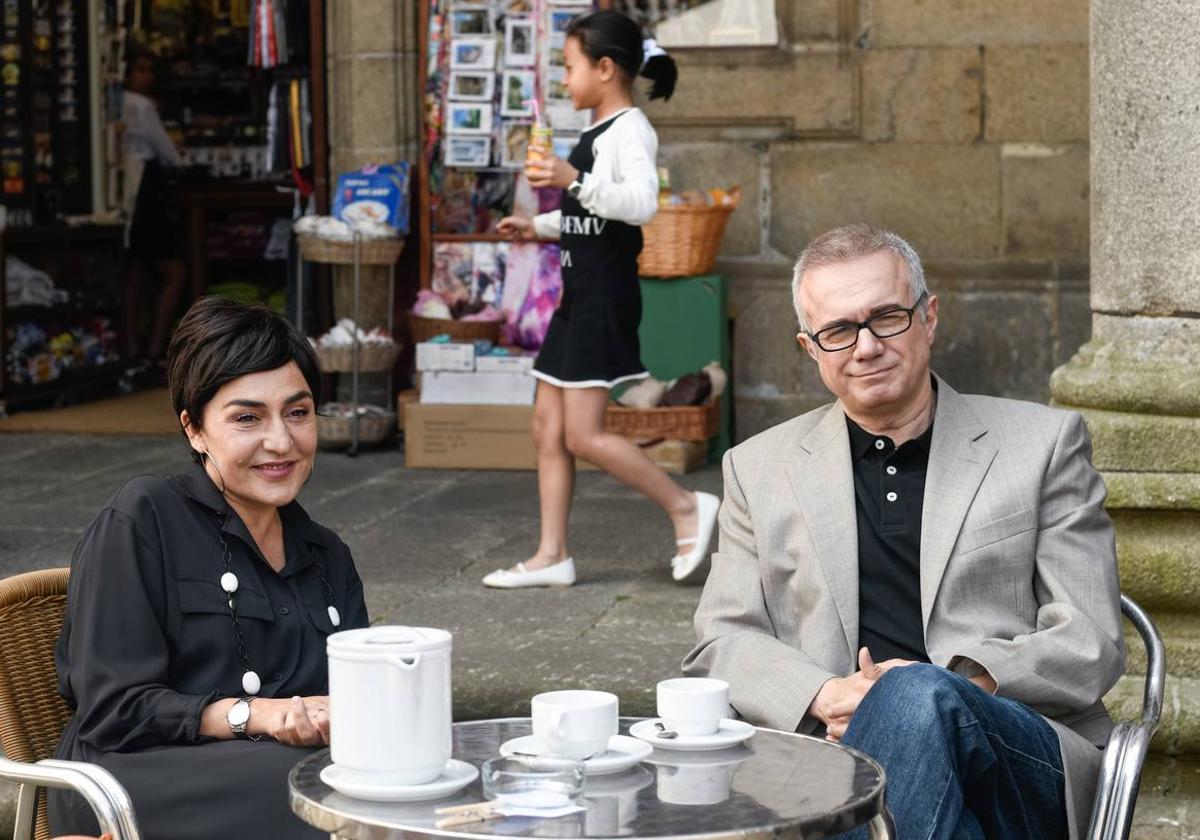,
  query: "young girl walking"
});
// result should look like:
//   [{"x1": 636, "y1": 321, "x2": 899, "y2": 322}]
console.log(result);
[{"x1": 483, "y1": 10, "x2": 719, "y2": 589}]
